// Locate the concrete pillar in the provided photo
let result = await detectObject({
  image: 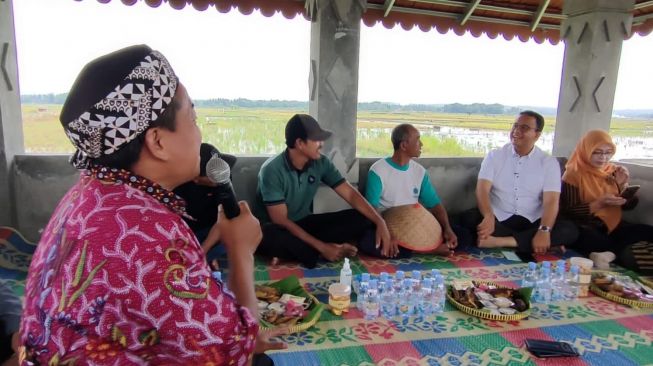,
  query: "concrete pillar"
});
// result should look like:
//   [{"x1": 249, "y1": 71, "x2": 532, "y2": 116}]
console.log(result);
[
  {"x1": 307, "y1": 0, "x2": 364, "y2": 179},
  {"x1": 553, "y1": 0, "x2": 634, "y2": 157},
  {"x1": 0, "y1": 0, "x2": 25, "y2": 227}
]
